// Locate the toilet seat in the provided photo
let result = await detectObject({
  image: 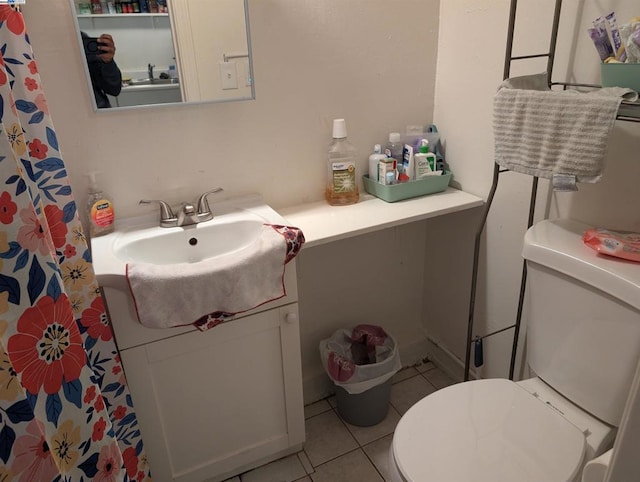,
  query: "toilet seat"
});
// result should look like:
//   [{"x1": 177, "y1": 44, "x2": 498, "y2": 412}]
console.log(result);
[{"x1": 392, "y1": 379, "x2": 586, "y2": 482}]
